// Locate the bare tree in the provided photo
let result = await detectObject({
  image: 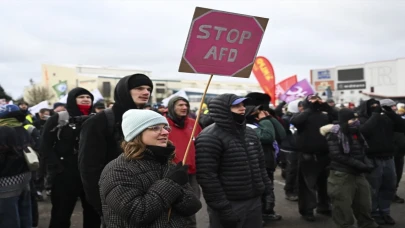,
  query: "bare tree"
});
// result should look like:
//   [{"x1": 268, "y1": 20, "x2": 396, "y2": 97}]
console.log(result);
[{"x1": 25, "y1": 79, "x2": 54, "y2": 105}]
